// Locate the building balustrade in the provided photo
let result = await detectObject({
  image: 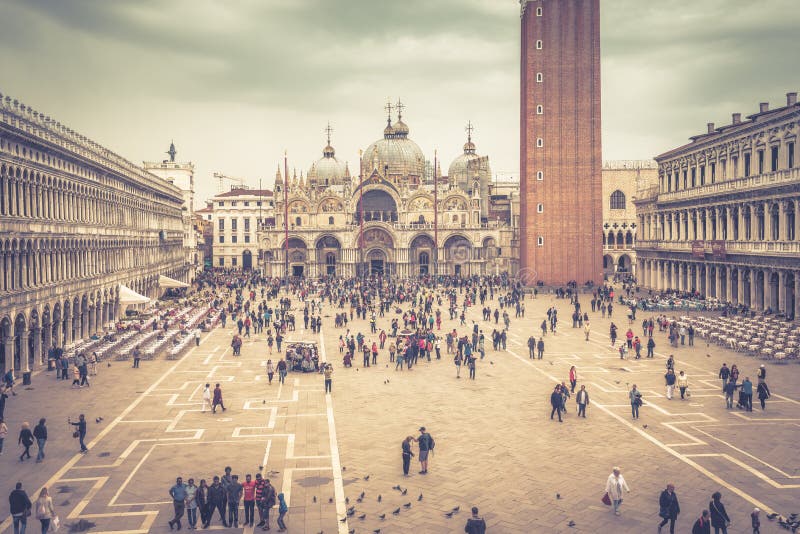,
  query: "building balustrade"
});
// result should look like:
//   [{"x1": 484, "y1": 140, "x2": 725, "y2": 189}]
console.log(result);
[
  {"x1": 659, "y1": 167, "x2": 800, "y2": 203},
  {"x1": 259, "y1": 220, "x2": 508, "y2": 232},
  {"x1": 636, "y1": 239, "x2": 800, "y2": 255}
]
